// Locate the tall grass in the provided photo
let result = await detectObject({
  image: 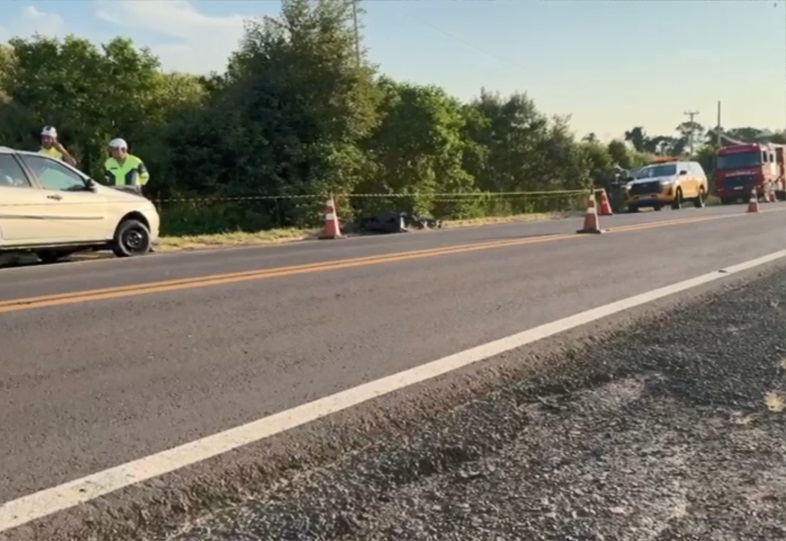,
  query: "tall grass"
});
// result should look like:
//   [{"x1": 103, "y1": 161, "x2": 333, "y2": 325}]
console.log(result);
[{"x1": 155, "y1": 191, "x2": 591, "y2": 237}]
